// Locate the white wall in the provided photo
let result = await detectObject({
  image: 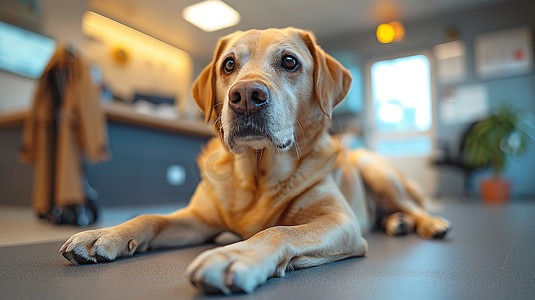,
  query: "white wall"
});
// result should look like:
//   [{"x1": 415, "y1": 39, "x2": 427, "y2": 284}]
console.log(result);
[
  {"x1": 0, "y1": 0, "x2": 196, "y2": 117},
  {"x1": 80, "y1": 12, "x2": 194, "y2": 114},
  {"x1": 0, "y1": 72, "x2": 36, "y2": 111}
]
